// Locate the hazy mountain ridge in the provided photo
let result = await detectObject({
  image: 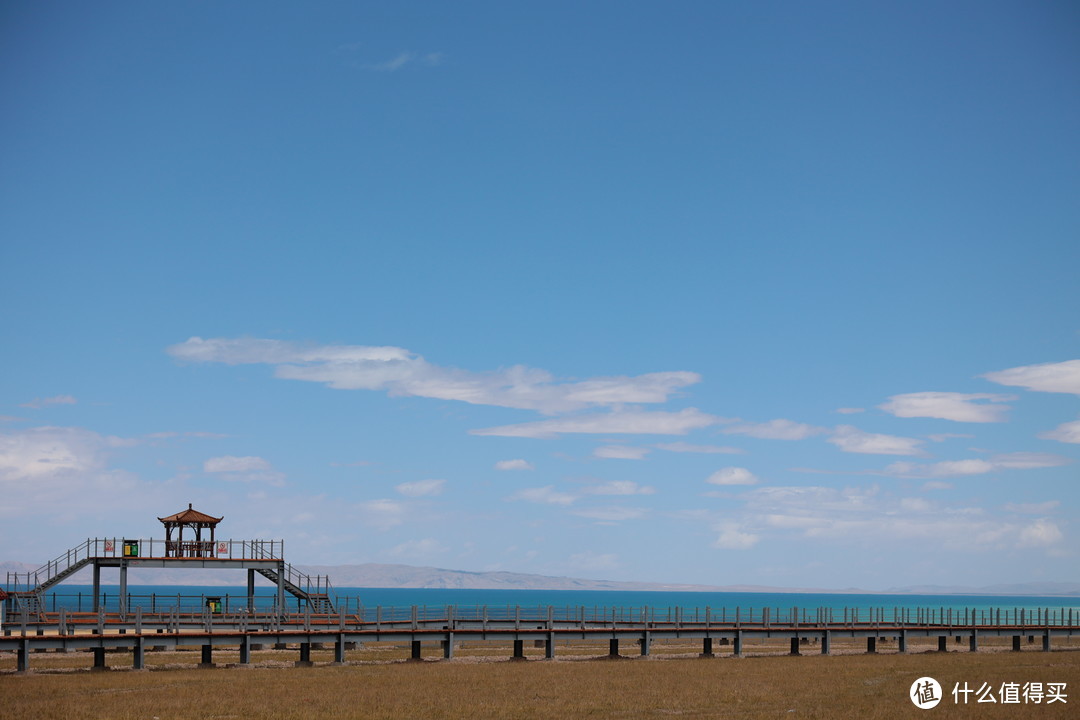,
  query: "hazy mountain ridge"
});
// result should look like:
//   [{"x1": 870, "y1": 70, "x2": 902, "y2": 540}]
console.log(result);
[{"x1": 3, "y1": 560, "x2": 1077, "y2": 596}]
